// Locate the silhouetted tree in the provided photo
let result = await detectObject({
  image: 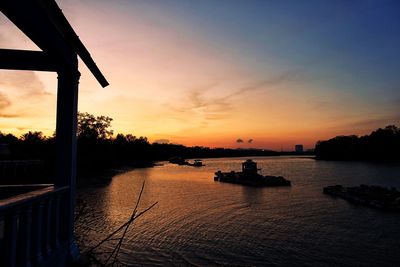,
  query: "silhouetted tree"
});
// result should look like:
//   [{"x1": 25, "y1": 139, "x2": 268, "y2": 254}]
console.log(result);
[
  {"x1": 315, "y1": 125, "x2": 400, "y2": 161},
  {"x1": 77, "y1": 112, "x2": 113, "y2": 140},
  {"x1": 0, "y1": 132, "x2": 18, "y2": 144},
  {"x1": 125, "y1": 134, "x2": 136, "y2": 142},
  {"x1": 21, "y1": 131, "x2": 45, "y2": 143}
]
